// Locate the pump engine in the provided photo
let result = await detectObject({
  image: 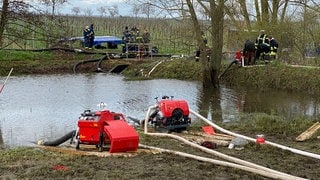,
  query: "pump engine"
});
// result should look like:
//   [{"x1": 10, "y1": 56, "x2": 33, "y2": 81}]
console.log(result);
[{"x1": 148, "y1": 96, "x2": 191, "y2": 132}]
